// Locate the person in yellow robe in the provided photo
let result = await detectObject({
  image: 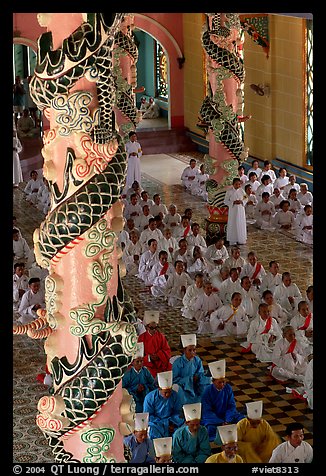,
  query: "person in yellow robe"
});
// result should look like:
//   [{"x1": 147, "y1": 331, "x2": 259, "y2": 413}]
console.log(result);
[
  {"x1": 206, "y1": 424, "x2": 243, "y2": 463},
  {"x1": 236, "y1": 400, "x2": 281, "y2": 463}
]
